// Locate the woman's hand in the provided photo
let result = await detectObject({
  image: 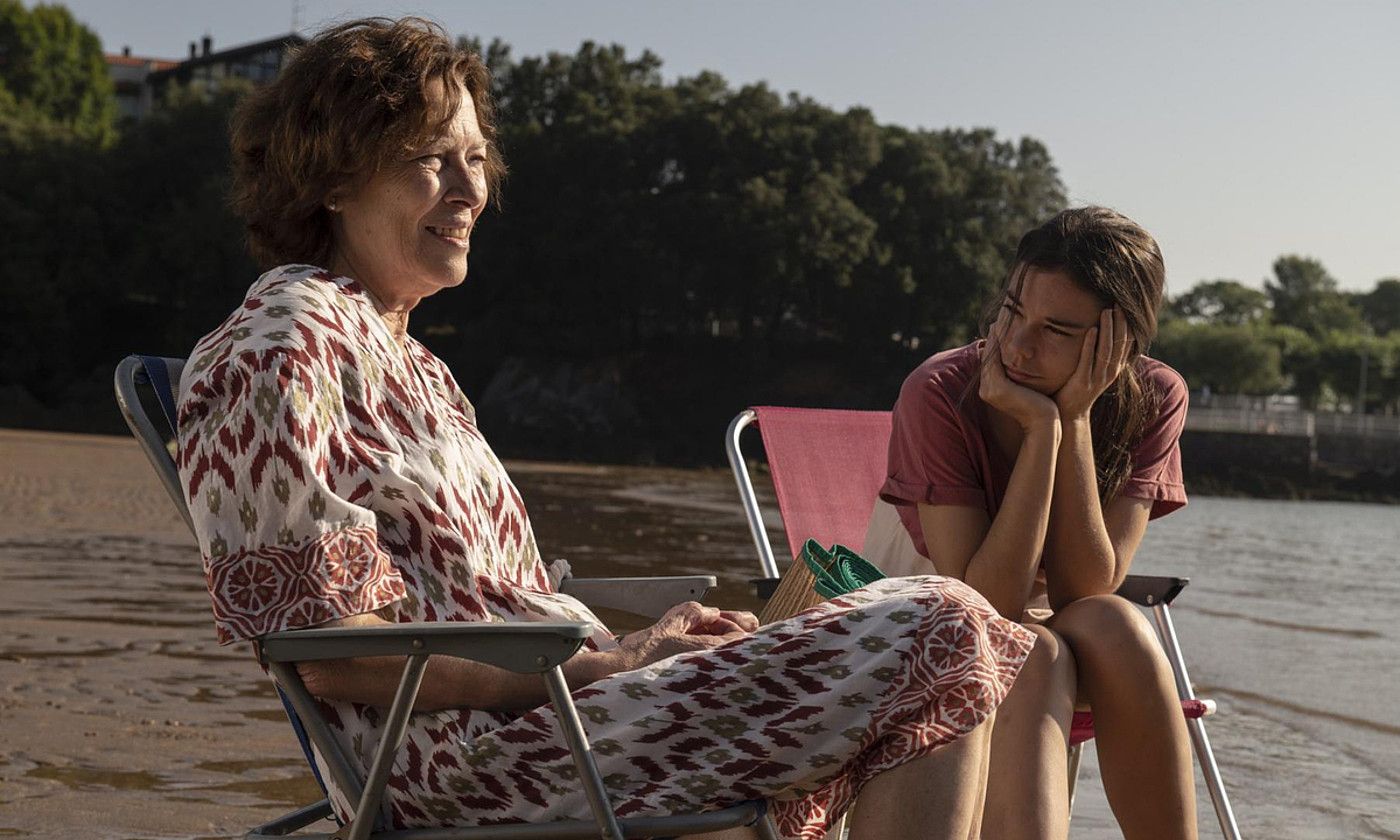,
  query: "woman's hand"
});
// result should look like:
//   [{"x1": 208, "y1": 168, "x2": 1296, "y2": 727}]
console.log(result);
[
  {"x1": 980, "y1": 310, "x2": 1059, "y2": 432},
  {"x1": 1054, "y1": 307, "x2": 1131, "y2": 422},
  {"x1": 615, "y1": 602, "x2": 758, "y2": 670}
]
